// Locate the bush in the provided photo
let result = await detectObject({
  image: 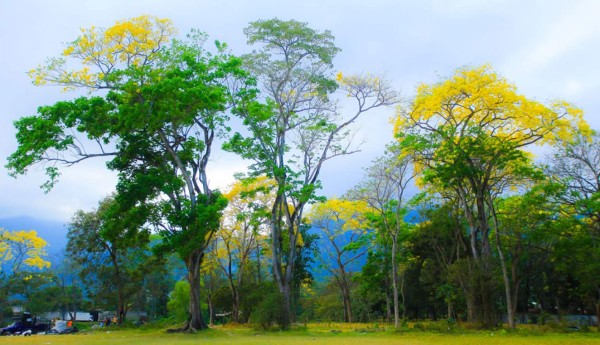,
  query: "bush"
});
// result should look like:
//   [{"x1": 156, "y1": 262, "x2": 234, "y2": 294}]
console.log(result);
[
  {"x1": 251, "y1": 291, "x2": 286, "y2": 330},
  {"x1": 167, "y1": 280, "x2": 190, "y2": 322}
]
